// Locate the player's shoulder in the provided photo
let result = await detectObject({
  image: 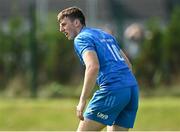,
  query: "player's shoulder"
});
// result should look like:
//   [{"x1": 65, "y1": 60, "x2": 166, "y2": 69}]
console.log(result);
[
  {"x1": 78, "y1": 27, "x2": 105, "y2": 37},
  {"x1": 74, "y1": 27, "x2": 116, "y2": 44},
  {"x1": 91, "y1": 27, "x2": 116, "y2": 40},
  {"x1": 74, "y1": 27, "x2": 94, "y2": 43}
]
